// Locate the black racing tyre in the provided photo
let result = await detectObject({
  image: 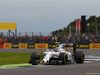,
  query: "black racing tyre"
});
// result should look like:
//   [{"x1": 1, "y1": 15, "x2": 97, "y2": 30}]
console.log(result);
[
  {"x1": 29, "y1": 52, "x2": 40, "y2": 65},
  {"x1": 75, "y1": 51, "x2": 84, "y2": 64},
  {"x1": 59, "y1": 53, "x2": 67, "y2": 65}
]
